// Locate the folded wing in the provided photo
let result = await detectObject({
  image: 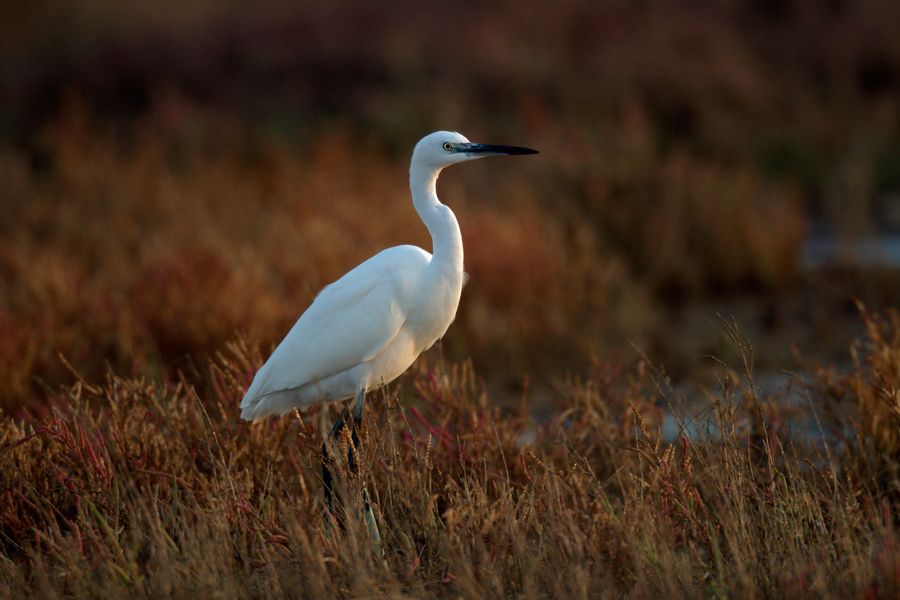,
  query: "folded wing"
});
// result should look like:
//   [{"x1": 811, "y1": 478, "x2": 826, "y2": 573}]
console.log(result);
[{"x1": 240, "y1": 246, "x2": 430, "y2": 420}]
